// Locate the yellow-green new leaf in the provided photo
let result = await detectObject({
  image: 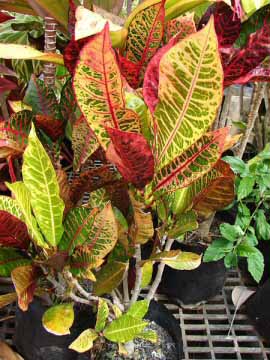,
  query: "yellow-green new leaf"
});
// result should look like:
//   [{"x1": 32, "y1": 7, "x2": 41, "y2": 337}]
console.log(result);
[
  {"x1": 126, "y1": 300, "x2": 150, "y2": 319},
  {"x1": 141, "y1": 262, "x2": 153, "y2": 288},
  {"x1": 155, "y1": 17, "x2": 223, "y2": 170},
  {"x1": 6, "y1": 182, "x2": 47, "y2": 248},
  {"x1": 104, "y1": 314, "x2": 148, "y2": 343},
  {"x1": 22, "y1": 125, "x2": 65, "y2": 247},
  {"x1": 163, "y1": 251, "x2": 202, "y2": 270},
  {"x1": 95, "y1": 298, "x2": 109, "y2": 332},
  {"x1": 93, "y1": 262, "x2": 127, "y2": 296},
  {"x1": 42, "y1": 303, "x2": 74, "y2": 336},
  {"x1": 0, "y1": 44, "x2": 64, "y2": 65},
  {"x1": 69, "y1": 329, "x2": 98, "y2": 353},
  {"x1": 0, "y1": 196, "x2": 23, "y2": 221}
]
